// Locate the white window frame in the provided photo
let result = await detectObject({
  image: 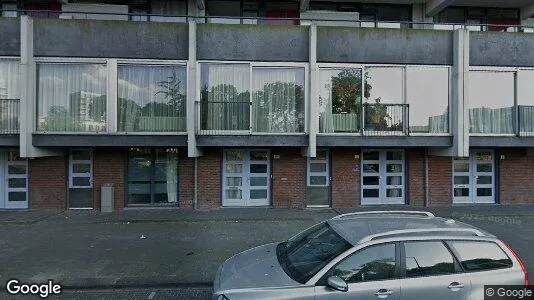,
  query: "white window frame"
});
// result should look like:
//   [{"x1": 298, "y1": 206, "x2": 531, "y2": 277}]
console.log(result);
[
  {"x1": 69, "y1": 148, "x2": 93, "y2": 189},
  {"x1": 197, "y1": 61, "x2": 309, "y2": 135},
  {"x1": 307, "y1": 148, "x2": 329, "y2": 187}
]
